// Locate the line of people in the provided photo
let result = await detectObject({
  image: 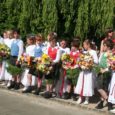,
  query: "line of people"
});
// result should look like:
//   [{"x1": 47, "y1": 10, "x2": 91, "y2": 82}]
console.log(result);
[{"x1": 0, "y1": 29, "x2": 115, "y2": 113}]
